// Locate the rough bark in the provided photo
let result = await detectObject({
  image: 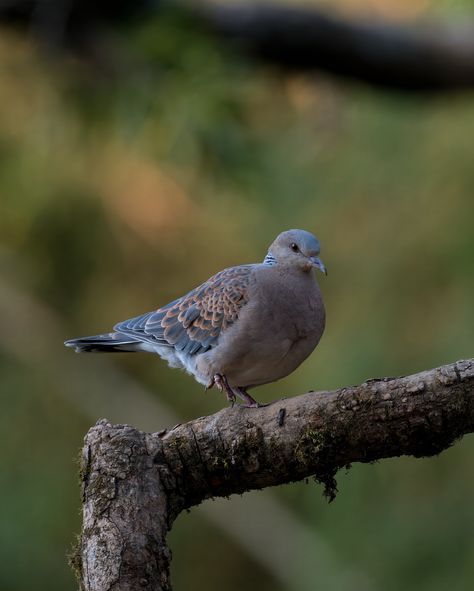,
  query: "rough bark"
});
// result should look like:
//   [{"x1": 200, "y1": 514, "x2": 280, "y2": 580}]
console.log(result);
[{"x1": 76, "y1": 358, "x2": 474, "y2": 590}]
